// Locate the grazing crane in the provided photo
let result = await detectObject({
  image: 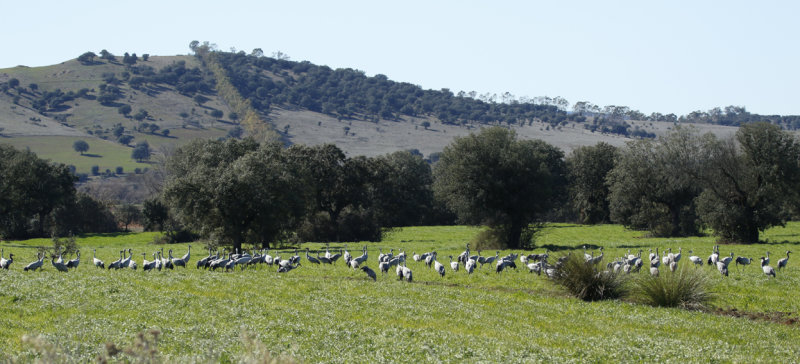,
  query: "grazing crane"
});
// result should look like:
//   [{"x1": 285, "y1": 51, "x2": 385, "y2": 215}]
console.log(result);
[
  {"x1": 777, "y1": 251, "x2": 791, "y2": 271},
  {"x1": 761, "y1": 257, "x2": 776, "y2": 278},
  {"x1": 402, "y1": 261, "x2": 413, "y2": 282},
  {"x1": 527, "y1": 262, "x2": 542, "y2": 275},
  {"x1": 51, "y1": 254, "x2": 69, "y2": 272},
  {"x1": 108, "y1": 250, "x2": 123, "y2": 270},
  {"x1": 688, "y1": 250, "x2": 703, "y2": 267},
  {"x1": 716, "y1": 261, "x2": 729, "y2": 277},
  {"x1": 434, "y1": 254, "x2": 445, "y2": 277},
  {"x1": 496, "y1": 259, "x2": 516, "y2": 274},
  {"x1": 650, "y1": 248, "x2": 660, "y2": 269},
  {"x1": 360, "y1": 266, "x2": 377, "y2": 281},
  {"x1": 425, "y1": 252, "x2": 435, "y2": 269},
  {"x1": 584, "y1": 245, "x2": 593, "y2": 262},
  {"x1": 278, "y1": 262, "x2": 300, "y2": 273},
  {"x1": 325, "y1": 246, "x2": 332, "y2": 260},
  {"x1": 66, "y1": 250, "x2": 80, "y2": 269},
  {"x1": 318, "y1": 253, "x2": 332, "y2": 265},
  {"x1": 24, "y1": 253, "x2": 45, "y2": 272},
  {"x1": 764, "y1": 251, "x2": 770, "y2": 266},
  {"x1": 0, "y1": 252, "x2": 14, "y2": 270},
  {"x1": 396, "y1": 261, "x2": 405, "y2": 280},
  {"x1": 669, "y1": 260, "x2": 677, "y2": 273},
  {"x1": 449, "y1": 255, "x2": 459, "y2": 272},
  {"x1": 735, "y1": 256, "x2": 751, "y2": 270},
  {"x1": 412, "y1": 252, "x2": 421, "y2": 262},
  {"x1": 92, "y1": 249, "x2": 105, "y2": 269},
  {"x1": 329, "y1": 250, "x2": 342, "y2": 263},
  {"x1": 290, "y1": 249, "x2": 301, "y2": 265},
  {"x1": 520, "y1": 254, "x2": 529, "y2": 265}
]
